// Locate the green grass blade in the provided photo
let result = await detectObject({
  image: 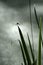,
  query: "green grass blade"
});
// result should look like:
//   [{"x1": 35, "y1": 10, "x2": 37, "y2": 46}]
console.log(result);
[
  {"x1": 18, "y1": 40, "x2": 27, "y2": 65},
  {"x1": 27, "y1": 33, "x2": 35, "y2": 62},
  {"x1": 32, "y1": 60, "x2": 37, "y2": 65},
  {"x1": 34, "y1": 7, "x2": 43, "y2": 46},
  {"x1": 18, "y1": 26, "x2": 32, "y2": 65},
  {"x1": 38, "y1": 17, "x2": 42, "y2": 65},
  {"x1": 34, "y1": 7, "x2": 39, "y2": 28}
]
